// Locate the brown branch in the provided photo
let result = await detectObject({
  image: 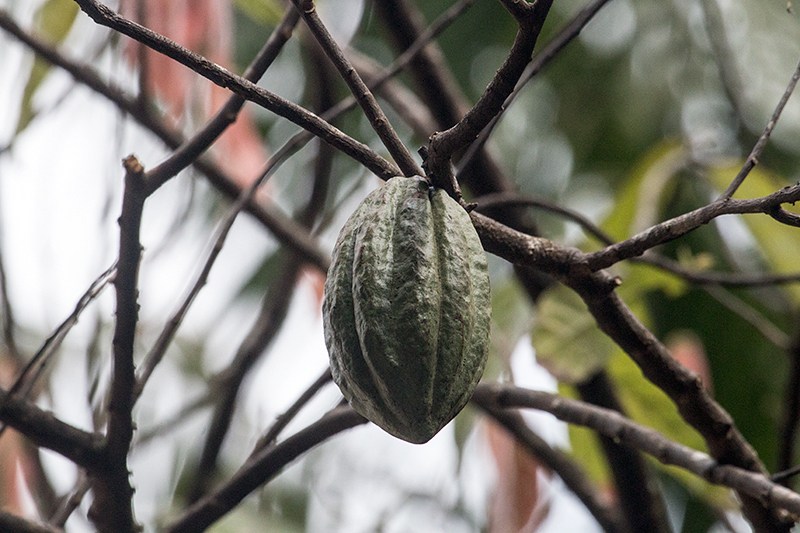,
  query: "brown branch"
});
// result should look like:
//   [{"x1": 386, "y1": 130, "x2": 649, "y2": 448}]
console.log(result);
[
  {"x1": 0, "y1": 388, "x2": 104, "y2": 471},
  {"x1": 252, "y1": 368, "x2": 333, "y2": 453},
  {"x1": 477, "y1": 383, "x2": 800, "y2": 517},
  {"x1": 166, "y1": 405, "x2": 367, "y2": 533},
  {"x1": 577, "y1": 372, "x2": 670, "y2": 533},
  {"x1": 71, "y1": 0, "x2": 401, "y2": 180},
  {"x1": 470, "y1": 212, "x2": 791, "y2": 529},
  {"x1": 88, "y1": 156, "x2": 146, "y2": 533},
  {"x1": 188, "y1": 254, "x2": 302, "y2": 502},
  {"x1": 424, "y1": 0, "x2": 553, "y2": 193},
  {"x1": 471, "y1": 388, "x2": 630, "y2": 533},
  {"x1": 290, "y1": 0, "x2": 421, "y2": 177},
  {"x1": 476, "y1": 192, "x2": 800, "y2": 287},
  {"x1": 459, "y1": 0, "x2": 614, "y2": 173},
  {"x1": 586, "y1": 183, "x2": 800, "y2": 271},
  {"x1": 0, "y1": 512, "x2": 64, "y2": 533}
]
